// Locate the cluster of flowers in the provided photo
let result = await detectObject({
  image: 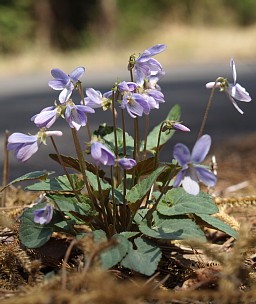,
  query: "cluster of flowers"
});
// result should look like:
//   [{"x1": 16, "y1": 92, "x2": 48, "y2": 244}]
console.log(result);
[{"x1": 7, "y1": 44, "x2": 252, "y2": 225}]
